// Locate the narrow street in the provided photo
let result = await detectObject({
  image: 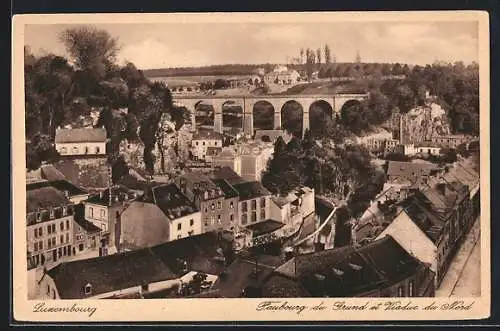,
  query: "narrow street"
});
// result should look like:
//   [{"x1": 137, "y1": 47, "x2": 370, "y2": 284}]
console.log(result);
[{"x1": 435, "y1": 217, "x2": 481, "y2": 297}]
